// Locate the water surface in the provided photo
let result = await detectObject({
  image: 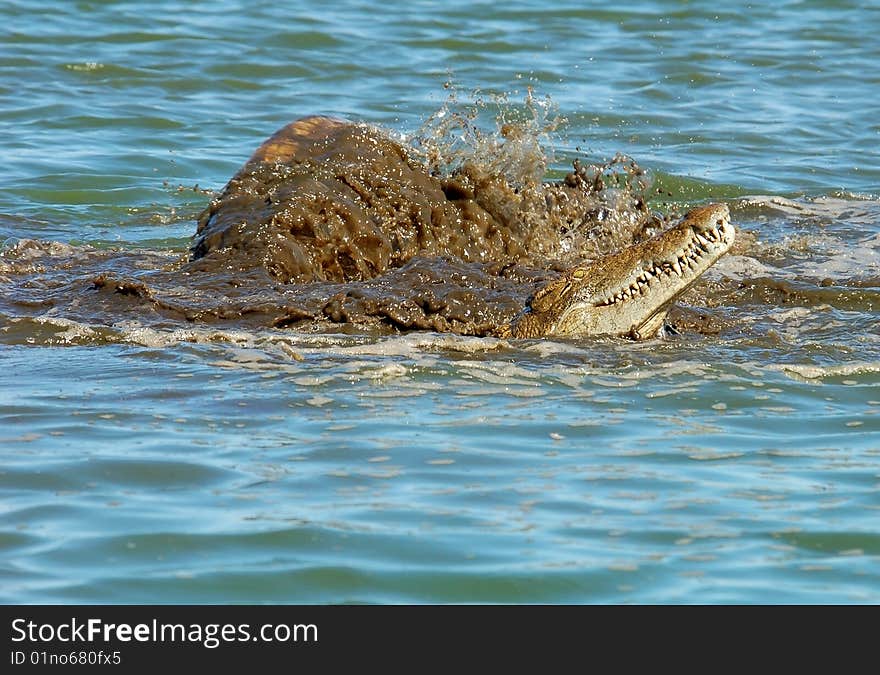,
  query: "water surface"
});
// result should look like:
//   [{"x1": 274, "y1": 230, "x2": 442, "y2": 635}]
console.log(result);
[{"x1": 1, "y1": 0, "x2": 879, "y2": 603}]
